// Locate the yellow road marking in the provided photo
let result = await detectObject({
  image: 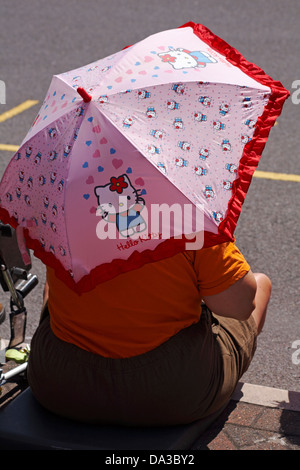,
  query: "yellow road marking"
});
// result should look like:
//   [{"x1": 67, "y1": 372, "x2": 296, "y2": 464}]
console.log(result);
[
  {"x1": 254, "y1": 170, "x2": 300, "y2": 183},
  {"x1": 0, "y1": 144, "x2": 19, "y2": 152},
  {"x1": 0, "y1": 100, "x2": 39, "y2": 123}
]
